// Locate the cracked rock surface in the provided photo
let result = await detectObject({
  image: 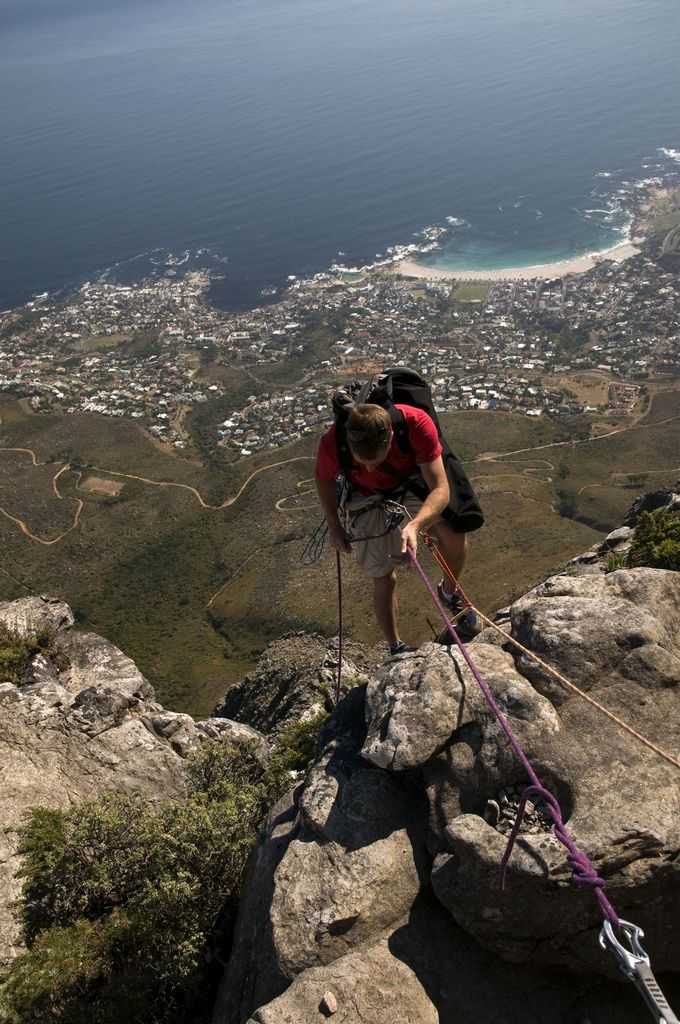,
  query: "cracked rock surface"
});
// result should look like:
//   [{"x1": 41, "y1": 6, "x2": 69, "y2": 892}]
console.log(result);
[
  {"x1": 214, "y1": 632, "x2": 371, "y2": 739},
  {"x1": 0, "y1": 597, "x2": 264, "y2": 968},
  {"x1": 214, "y1": 565, "x2": 680, "y2": 1023}
]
